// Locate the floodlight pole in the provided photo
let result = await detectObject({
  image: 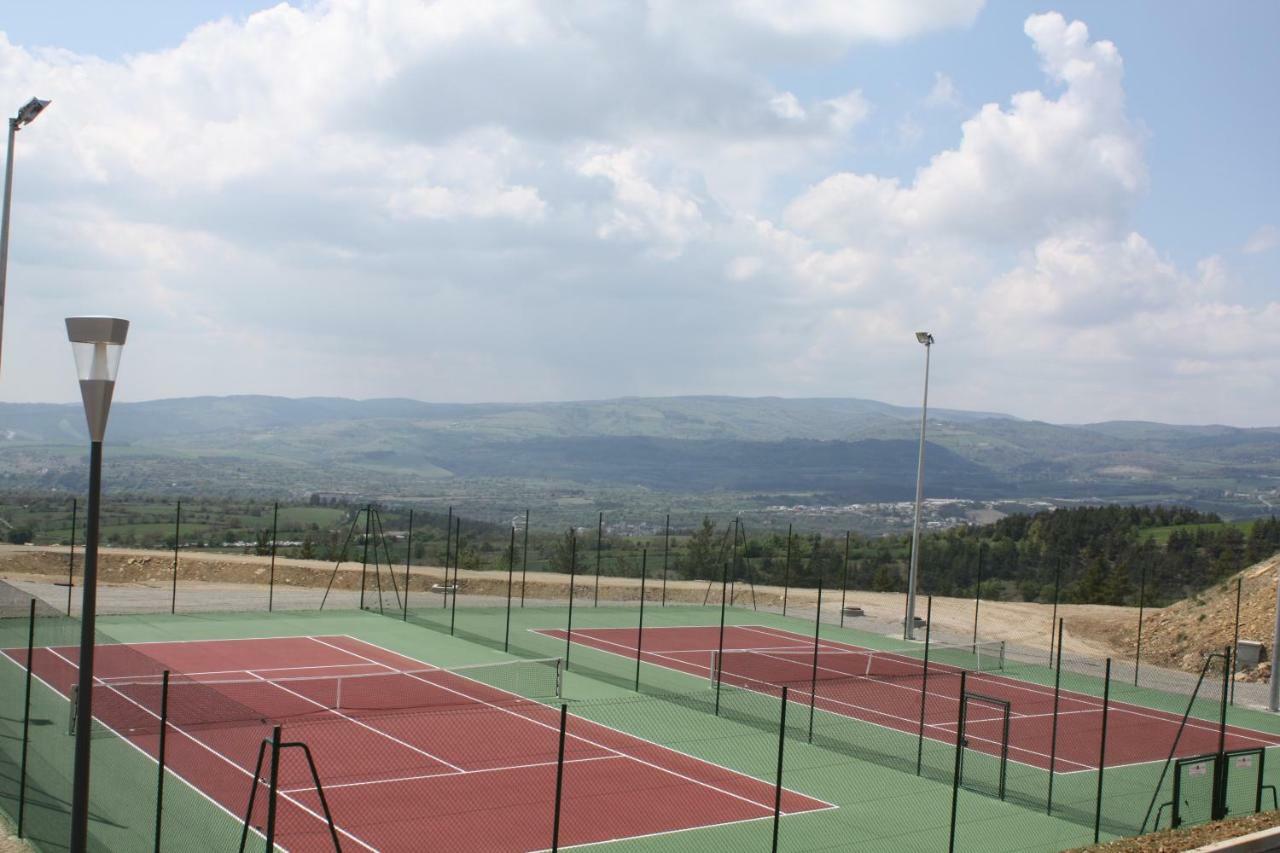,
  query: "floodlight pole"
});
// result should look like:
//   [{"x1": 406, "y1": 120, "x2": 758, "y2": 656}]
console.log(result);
[
  {"x1": 0, "y1": 98, "x2": 51, "y2": 377},
  {"x1": 65, "y1": 316, "x2": 127, "y2": 853},
  {"x1": 905, "y1": 332, "x2": 933, "y2": 640}
]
